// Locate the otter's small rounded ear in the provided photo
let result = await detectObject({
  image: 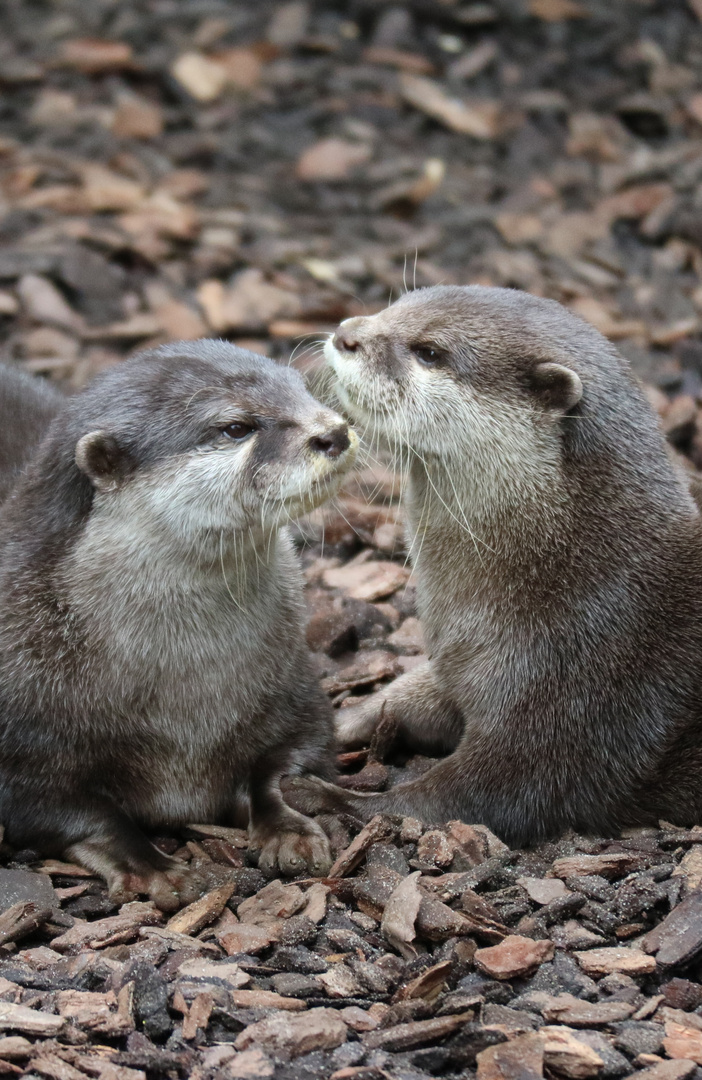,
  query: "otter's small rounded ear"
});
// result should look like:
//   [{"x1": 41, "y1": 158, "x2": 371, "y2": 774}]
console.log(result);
[
  {"x1": 75, "y1": 431, "x2": 132, "y2": 492},
  {"x1": 530, "y1": 362, "x2": 583, "y2": 413}
]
